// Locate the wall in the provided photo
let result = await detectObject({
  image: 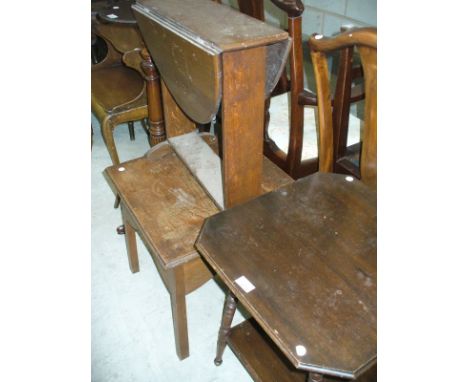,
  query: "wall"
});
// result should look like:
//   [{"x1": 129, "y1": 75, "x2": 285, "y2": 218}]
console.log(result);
[{"x1": 222, "y1": 0, "x2": 376, "y2": 38}]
